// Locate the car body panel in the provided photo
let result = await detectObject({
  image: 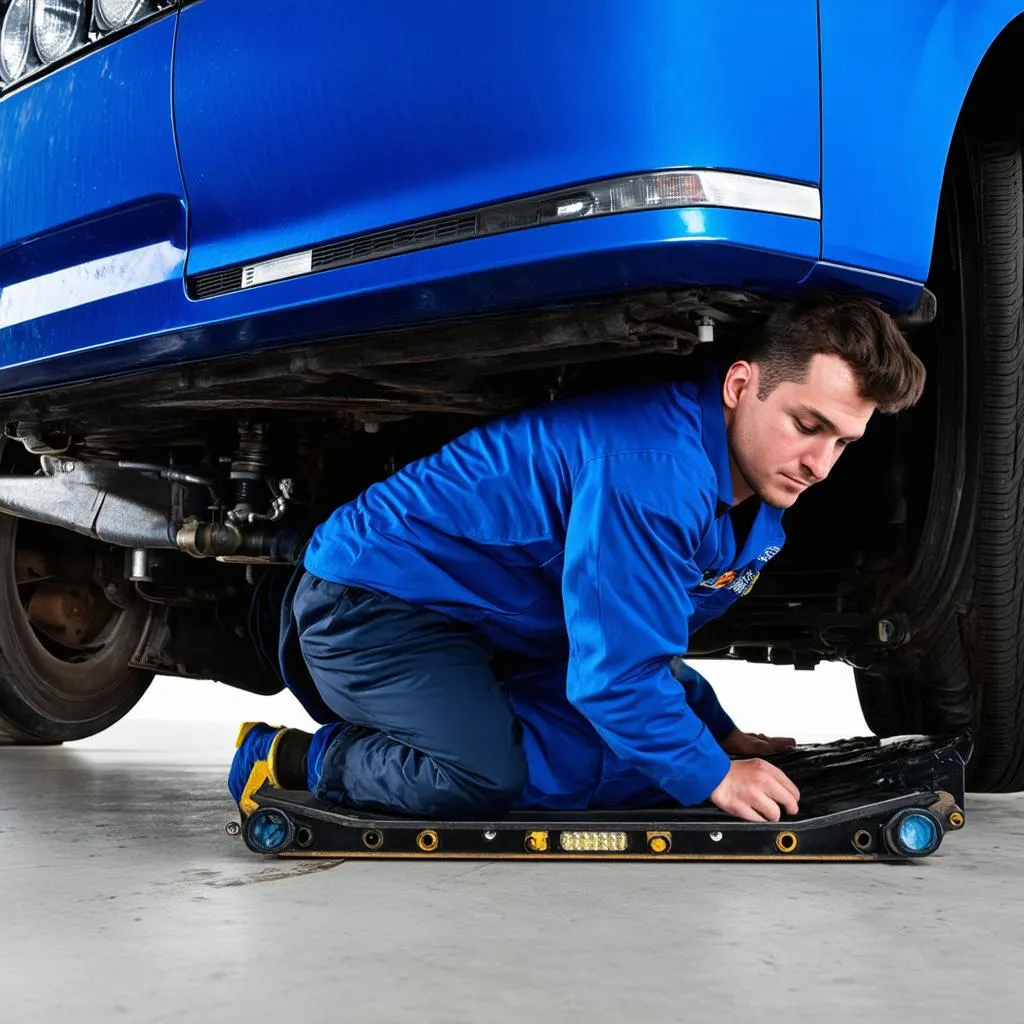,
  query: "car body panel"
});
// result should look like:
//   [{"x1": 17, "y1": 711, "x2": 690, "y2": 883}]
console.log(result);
[
  {"x1": 173, "y1": 0, "x2": 821, "y2": 277},
  {"x1": 0, "y1": 12, "x2": 186, "y2": 366},
  {"x1": 0, "y1": 207, "x2": 818, "y2": 394},
  {"x1": 820, "y1": 0, "x2": 1024, "y2": 281},
  {"x1": 0, "y1": 1, "x2": 1020, "y2": 395}
]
